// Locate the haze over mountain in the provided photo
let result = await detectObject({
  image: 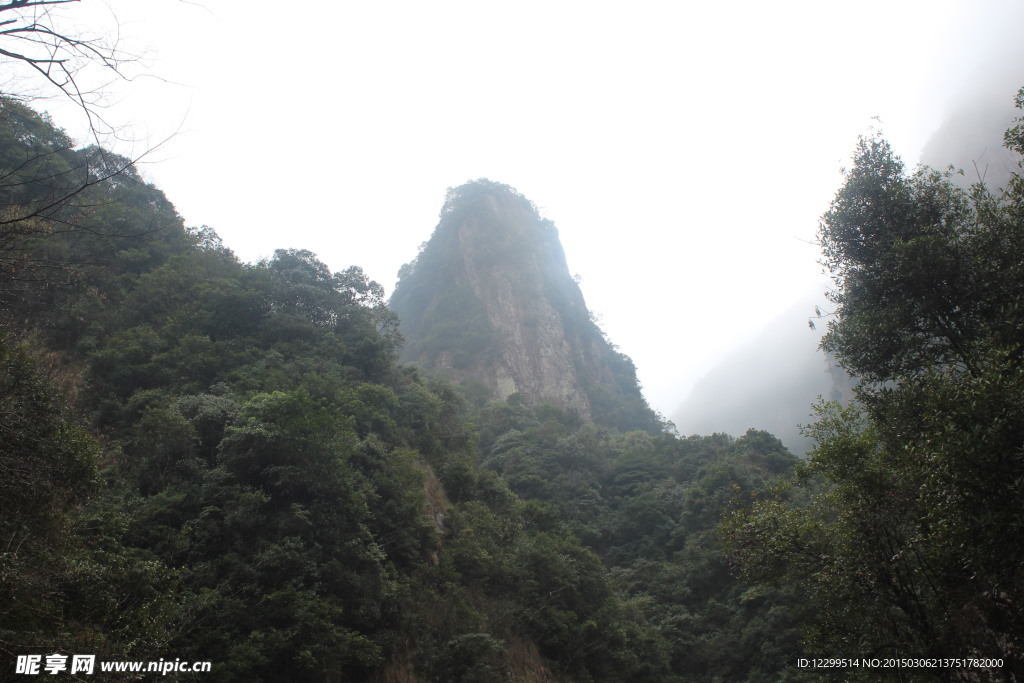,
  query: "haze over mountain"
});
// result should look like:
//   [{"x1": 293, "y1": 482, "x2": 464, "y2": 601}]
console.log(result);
[
  {"x1": 916, "y1": 6, "x2": 1024, "y2": 190},
  {"x1": 672, "y1": 295, "x2": 853, "y2": 454},
  {"x1": 389, "y1": 180, "x2": 661, "y2": 432},
  {"x1": 4, "y1": 0, "x2": 1024, "y2": 677},
  {"x1": 670, "y1": 57, "x2": 1024, "y2": 455},
  {"x1": 4, "y1": 79, "x2": 1024, "y2": 677}
]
